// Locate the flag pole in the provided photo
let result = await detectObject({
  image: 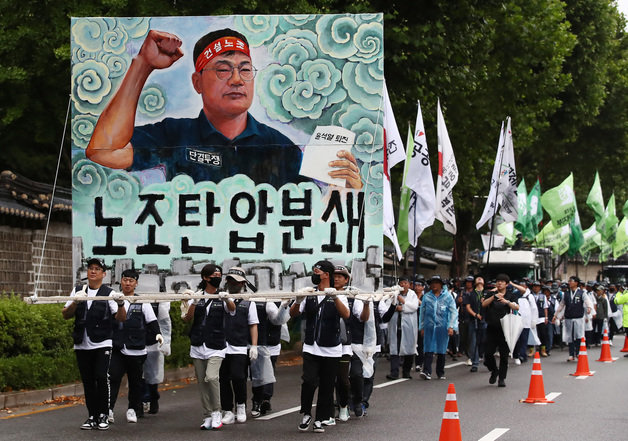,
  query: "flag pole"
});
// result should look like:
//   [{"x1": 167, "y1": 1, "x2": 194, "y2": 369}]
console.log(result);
[{"x1": 485, "y1": 124, "x2": 507, "y2": 270}]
